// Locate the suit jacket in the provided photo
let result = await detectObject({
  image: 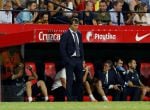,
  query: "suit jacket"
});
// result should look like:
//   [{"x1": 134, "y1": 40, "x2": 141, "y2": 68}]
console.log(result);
[
  {"x1": 95, "y1": 70, "x2": 118, "y2": 89},
  {"x1": 60, "y1": 30, "x2": 84, "y2": 65},
  {"x1": 111, "y1": 68, "x2": 126, "y2": 87}
]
